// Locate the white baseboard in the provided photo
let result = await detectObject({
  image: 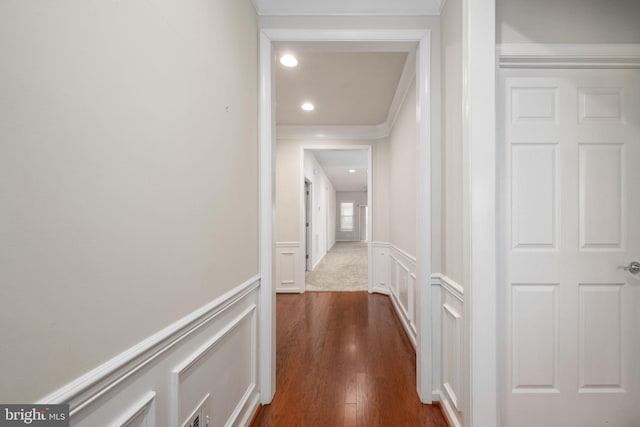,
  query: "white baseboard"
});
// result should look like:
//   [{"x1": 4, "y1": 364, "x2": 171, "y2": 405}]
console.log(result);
[
  {"x1": 38, "y1": 276, "x2": 261, "y2": 427},
  {"x1": 437, "y1": 390, "x2": 463, "y2": 427}
]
